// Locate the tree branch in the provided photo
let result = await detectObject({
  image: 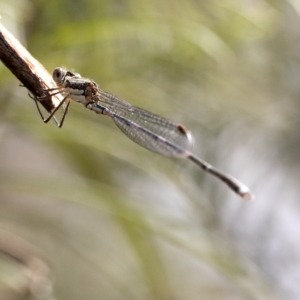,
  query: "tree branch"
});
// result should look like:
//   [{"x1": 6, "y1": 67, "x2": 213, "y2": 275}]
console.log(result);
[
  {"x1": 0, "y1": 230, "x2": 53, "y2": 299},
  {"x1": 0, "y1": 23, "x2": 62, "y2": 113}
]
